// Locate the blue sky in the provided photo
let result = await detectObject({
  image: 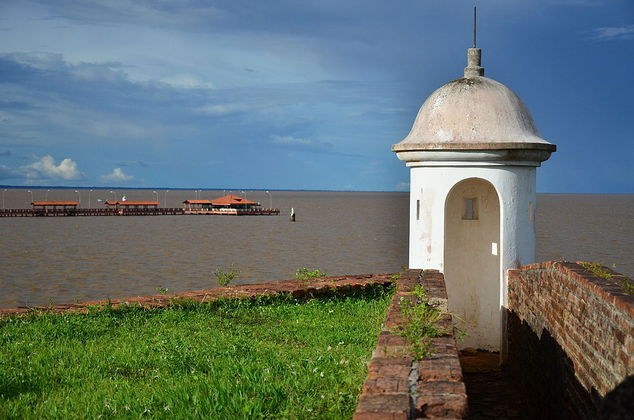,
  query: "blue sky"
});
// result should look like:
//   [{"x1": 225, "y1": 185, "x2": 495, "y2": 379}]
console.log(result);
[{"x1": 0, "y1": 0, "x2": 632, "y2": 192}]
